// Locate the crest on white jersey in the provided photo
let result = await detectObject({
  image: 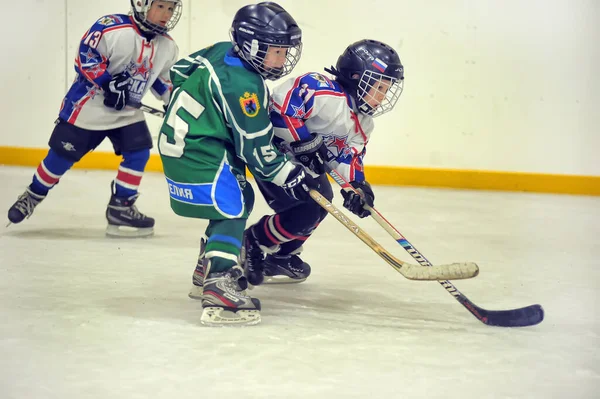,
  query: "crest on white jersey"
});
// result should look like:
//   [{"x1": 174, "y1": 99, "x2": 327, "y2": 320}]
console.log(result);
[{"x1": 97, "y1": 15, "x2": 123, "y2": 26}]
